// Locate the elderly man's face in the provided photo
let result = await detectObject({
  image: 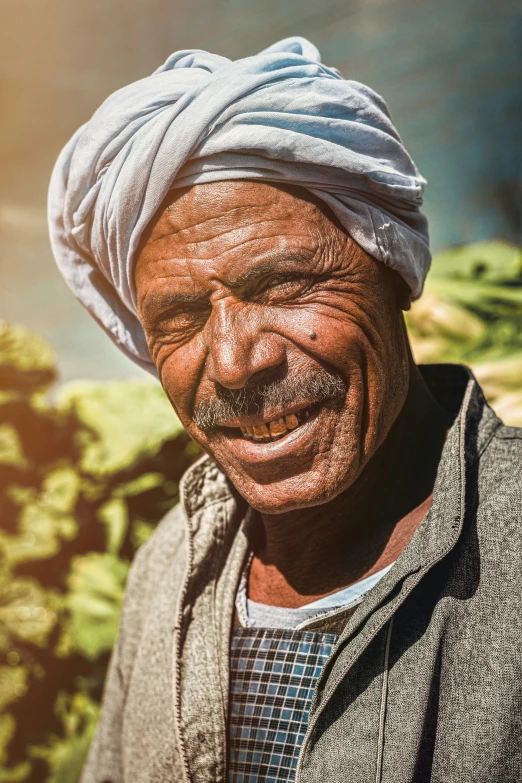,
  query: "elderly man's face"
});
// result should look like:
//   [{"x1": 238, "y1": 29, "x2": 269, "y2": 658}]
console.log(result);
[{"x1": 135, "y1": 182, "x2": 410, "y2": 513}]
